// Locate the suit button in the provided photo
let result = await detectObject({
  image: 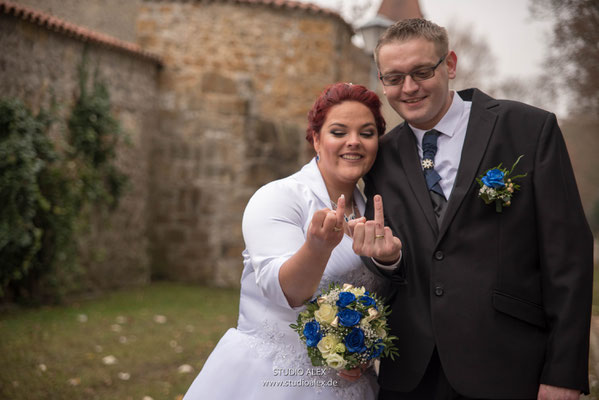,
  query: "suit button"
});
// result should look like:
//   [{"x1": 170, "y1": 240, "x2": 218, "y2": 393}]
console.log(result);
[
  {"x1": 434, "y1": 286, "x2": 444, "y2": 296},
  {"x1": 434, "y1": 251, "x2": 444, "y2": 260}
]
